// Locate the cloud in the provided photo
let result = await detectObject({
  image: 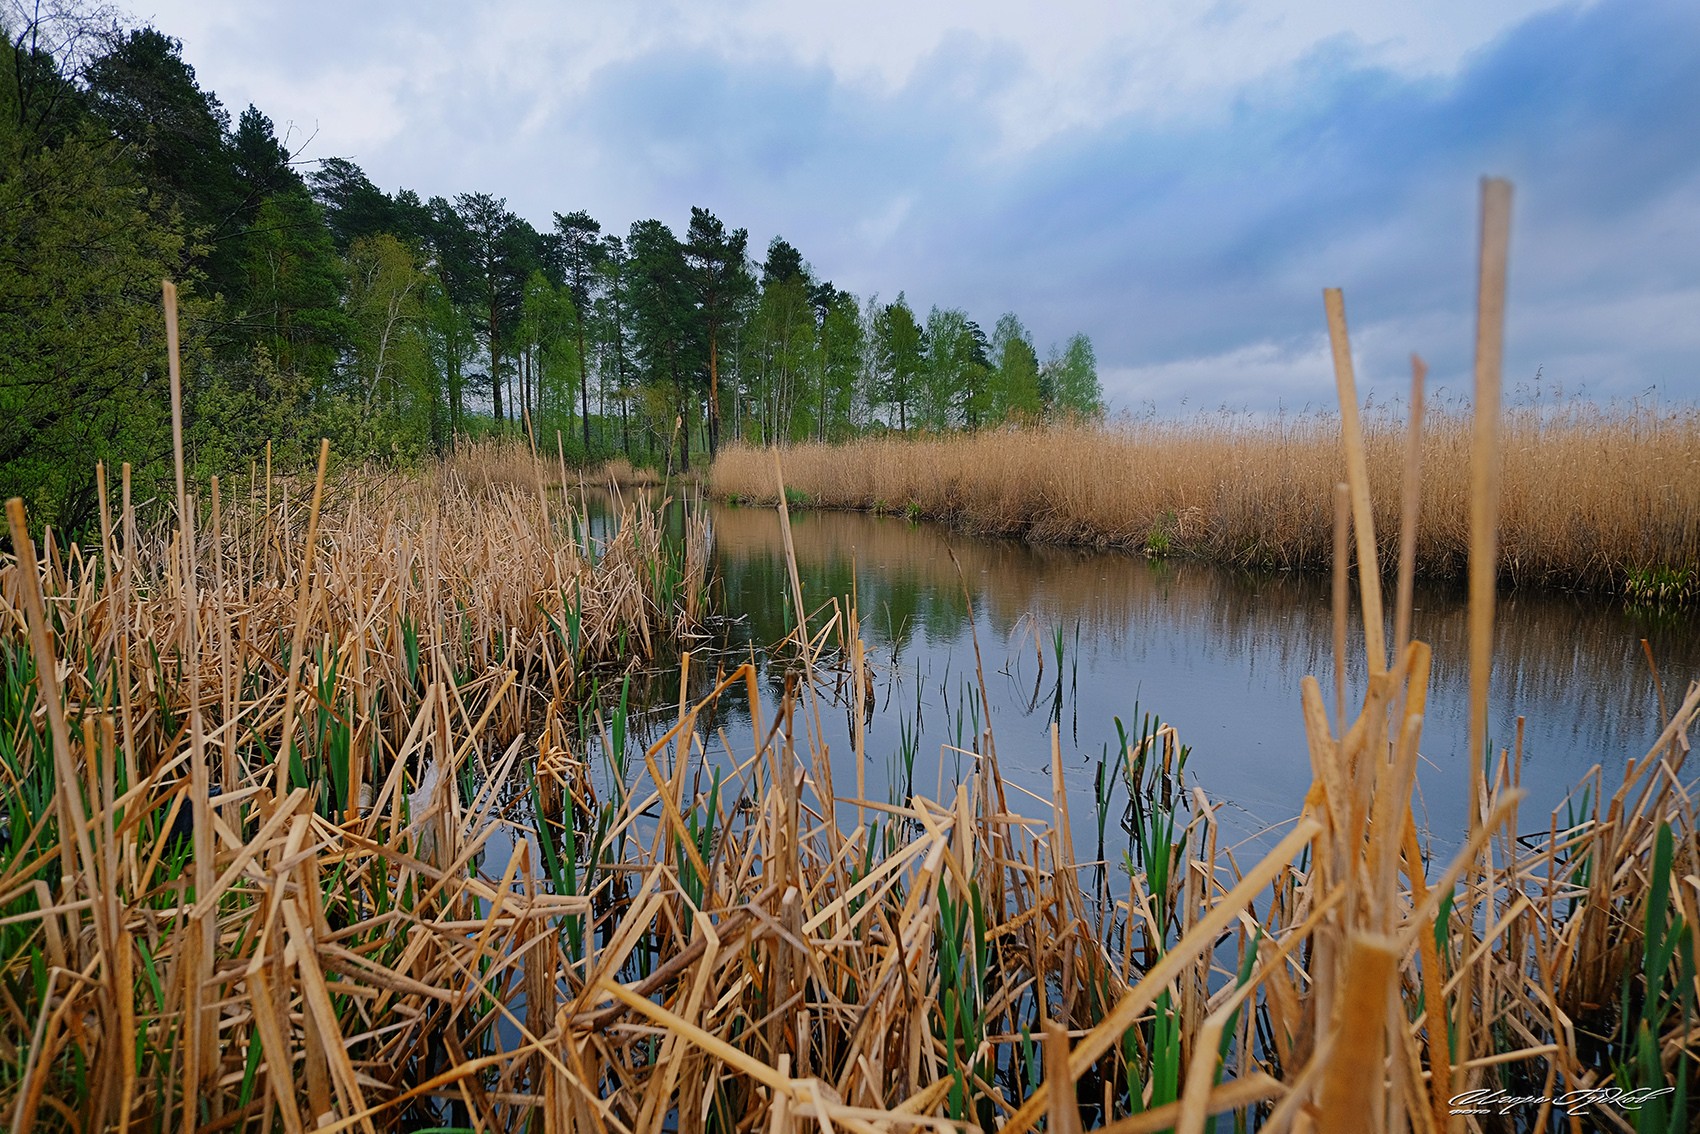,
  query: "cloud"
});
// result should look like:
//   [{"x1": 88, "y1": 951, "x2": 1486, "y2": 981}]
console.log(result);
[
  {"x1": 866, "y1": 0, "x2": 1700, "y2": 408},
  {"x1": 126, "y1": 0, "x2": 1699, "y2": 412}
]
